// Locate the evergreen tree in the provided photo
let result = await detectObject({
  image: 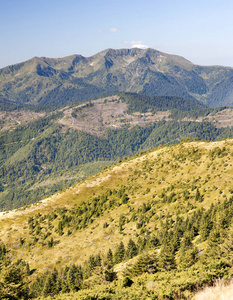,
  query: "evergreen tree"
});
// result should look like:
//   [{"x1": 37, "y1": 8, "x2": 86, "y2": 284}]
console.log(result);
[
  {"x1": 25, "y1": 263, "x2": 30, "y2": 277},
  {"x1": 176, "y1": 235, "x2": 198, "y2": 269},
  {"x1": 125, "y1": 239, "x2": 138, "y2": 259},
  {"x1": 58, "y1": 221, "x2": 64, "y2": 236},
  {"x1": 67, "y1": 264, "x2": 82, "y2": 292},
  {"x1": 103, "y1": 263, "x2": 117, "y2": 282},
  {"x1": 121, "y1": 276, "x2": 133, "y2": 288},
  {"x1": 219, "y1": 226, "x2": 233, "y2": 266},
  {"x1": 95, "y1": 253, "x2": 102, "y2": 267},
  {"x1": 42, "y1": 268, "x2": 58, "y2": 297},
  {"x1": 195, "y1": 188, "x2": 203, "y2": 202},
  {"x1": 147, "y1": 234, "x2": 160, "y2": 249},
  {"x1": 199, "y1": 214, "x2": 213, "y2": 241},
  {"x1": 42, "y1": 274, "x2": 54, "y2": 298},
  {"x1": 113, "y1": 241, "x2": 125, "y2": 264},
  {"x1": 137, "y1": 237, "x2": 147, "y2": 253},
  {"x1": 0, "y1": 262, "x2": 28, "y2": 300},
  {"x1": 158, "y1": 242, "x2": 176, "y2": 271},
  {"x1": 83, "y1": 255, "x2": 96, "y2": 279},
  {"x1": 47, "y1": 237, "x2": 54, "y2": 248},
  {"x1": 106, "y1": 248, "x2": 113, "y2": 265},
  {"x1": 130, "y1": 253, "x2": 157, "y2": 276},
  {"x1": 204, "y1": 228, "x2": 222, "y2": 261}
]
